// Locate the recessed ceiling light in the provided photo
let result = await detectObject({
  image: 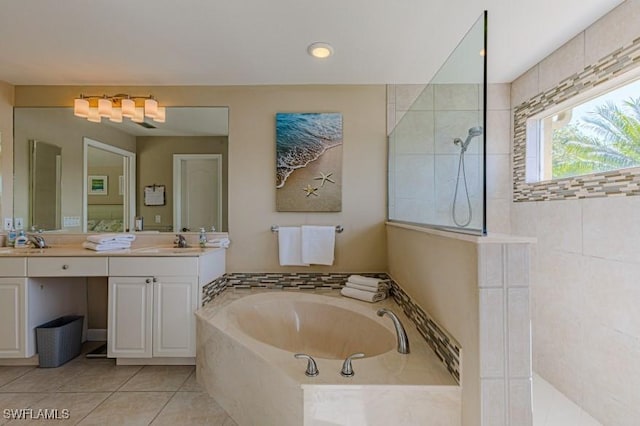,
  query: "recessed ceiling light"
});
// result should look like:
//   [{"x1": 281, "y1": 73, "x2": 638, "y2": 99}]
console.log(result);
[{"x1": 307, "y1": 42, "x2": 334, "y2": 59}]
